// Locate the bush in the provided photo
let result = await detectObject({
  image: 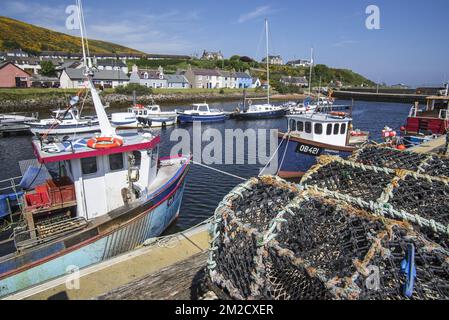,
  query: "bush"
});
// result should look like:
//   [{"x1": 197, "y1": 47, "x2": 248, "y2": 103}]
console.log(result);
[
  {"x1": 115, "y1": 83, "x2": 153, "y2": 95},
  {"x1": 219, "y1": 88, "x2": 225, "y2": 94},
  {"x1": 276, "y1": 83, "x2": 304, "y2": 94}
]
